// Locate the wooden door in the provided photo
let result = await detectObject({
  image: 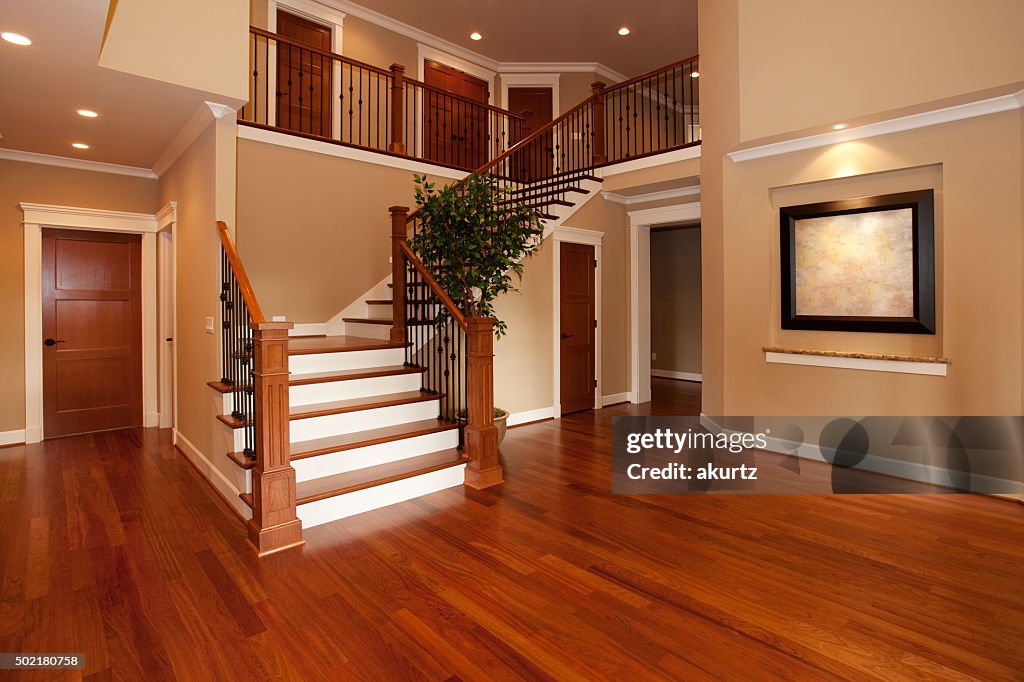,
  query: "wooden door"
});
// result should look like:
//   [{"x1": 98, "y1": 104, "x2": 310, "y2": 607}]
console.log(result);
[
  {"x1": 508, "y1": 87, "x2": 553, "y2": 180},
  {"x1": 560, "y1": 243, "x2": 596, "y2": 415},
  {"x1": 42, "y1": 229, "x2": 143, "y2": 438},
  {"x1": 276, "y1": 10, "x2": 332, "y2": 137},
  {"x1": 423, "y1": 59, "x2": 489, "y2": 169}
]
